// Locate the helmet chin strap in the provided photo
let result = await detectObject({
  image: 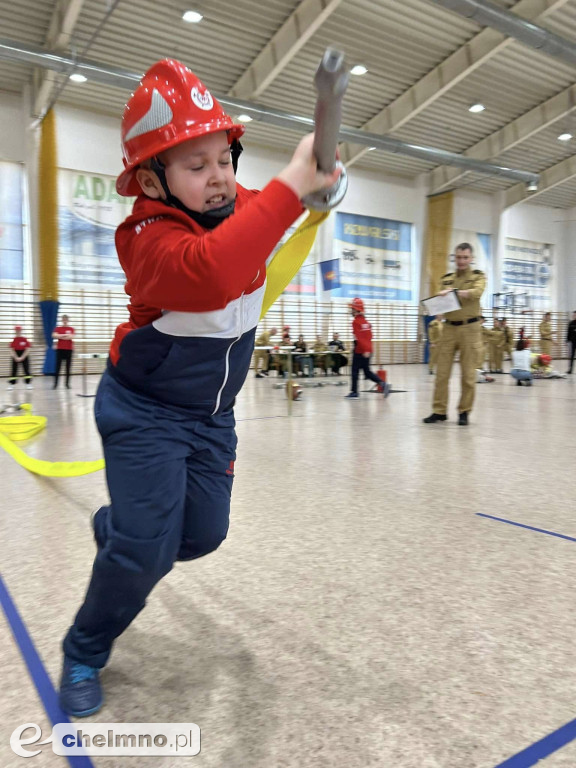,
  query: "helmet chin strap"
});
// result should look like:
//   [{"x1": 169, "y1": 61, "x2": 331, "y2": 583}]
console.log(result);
[{"x1": 149, "y1": 139, "x2": 243, "y2": 230}]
